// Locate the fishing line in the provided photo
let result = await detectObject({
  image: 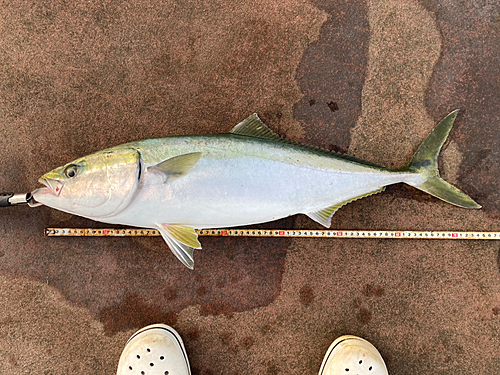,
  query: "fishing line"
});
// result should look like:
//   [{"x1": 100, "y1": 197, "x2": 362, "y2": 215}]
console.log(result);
[{"x1": 45, "y1": 228, "x2": 500, "y2": 240}]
